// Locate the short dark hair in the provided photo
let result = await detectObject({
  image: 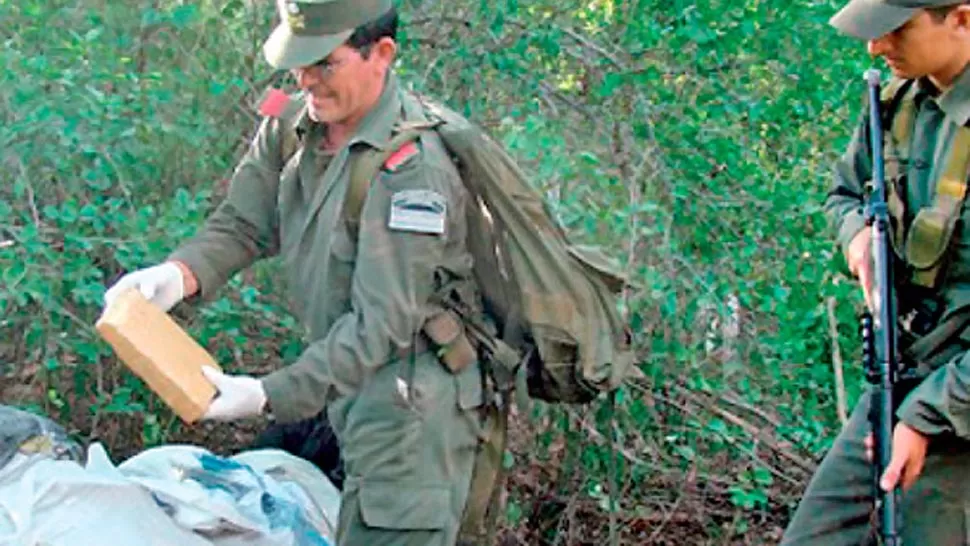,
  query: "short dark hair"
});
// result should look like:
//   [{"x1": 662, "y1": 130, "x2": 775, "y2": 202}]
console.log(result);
[
  {"x1": 927, "y1": 1, "x2": 970, "y2": 22},
  {"x1": 346, "y1": 7, "x2": 398, "y2": 55}
]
